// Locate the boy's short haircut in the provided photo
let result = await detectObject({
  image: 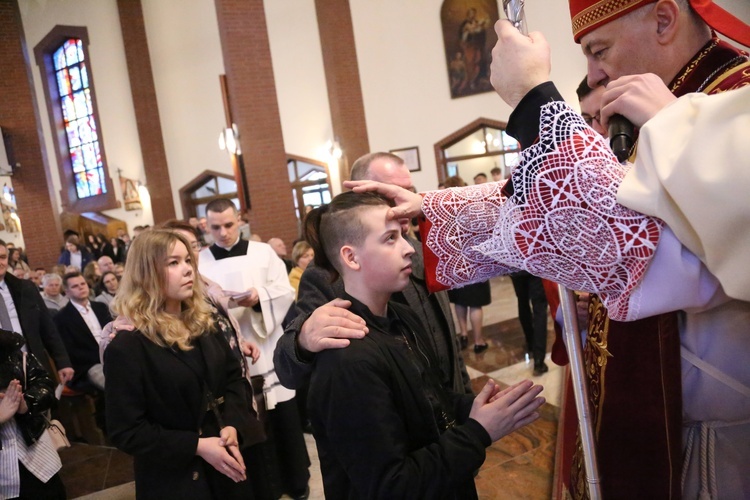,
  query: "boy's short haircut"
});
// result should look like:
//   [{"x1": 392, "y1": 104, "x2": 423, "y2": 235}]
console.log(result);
[
  {"x1": 305, "y1": 192, "x2": 391, "y2": 281},
  {"x1": 490, "y1": 167, "x2": 501, "y2": 176}
]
